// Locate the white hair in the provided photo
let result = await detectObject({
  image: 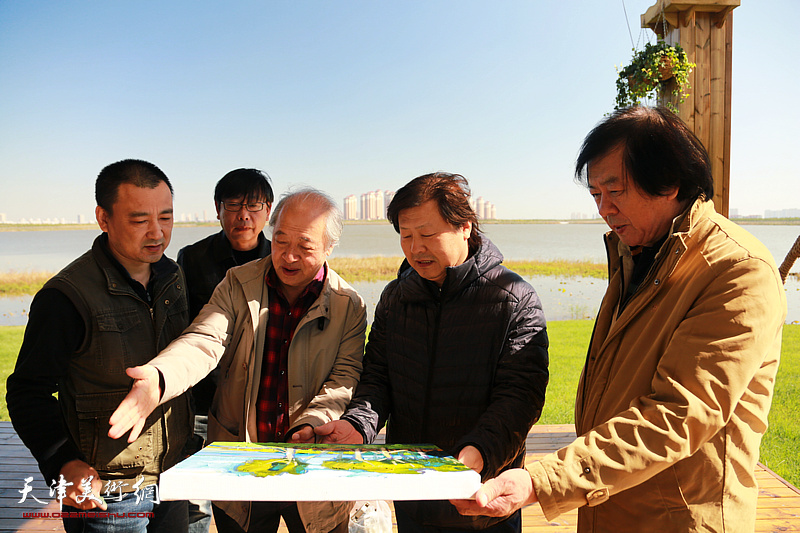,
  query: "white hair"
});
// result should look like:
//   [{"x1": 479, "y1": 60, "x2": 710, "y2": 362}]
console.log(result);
[{"x1": 269, "y1": 187, "x2": 343, "y2": 248}]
